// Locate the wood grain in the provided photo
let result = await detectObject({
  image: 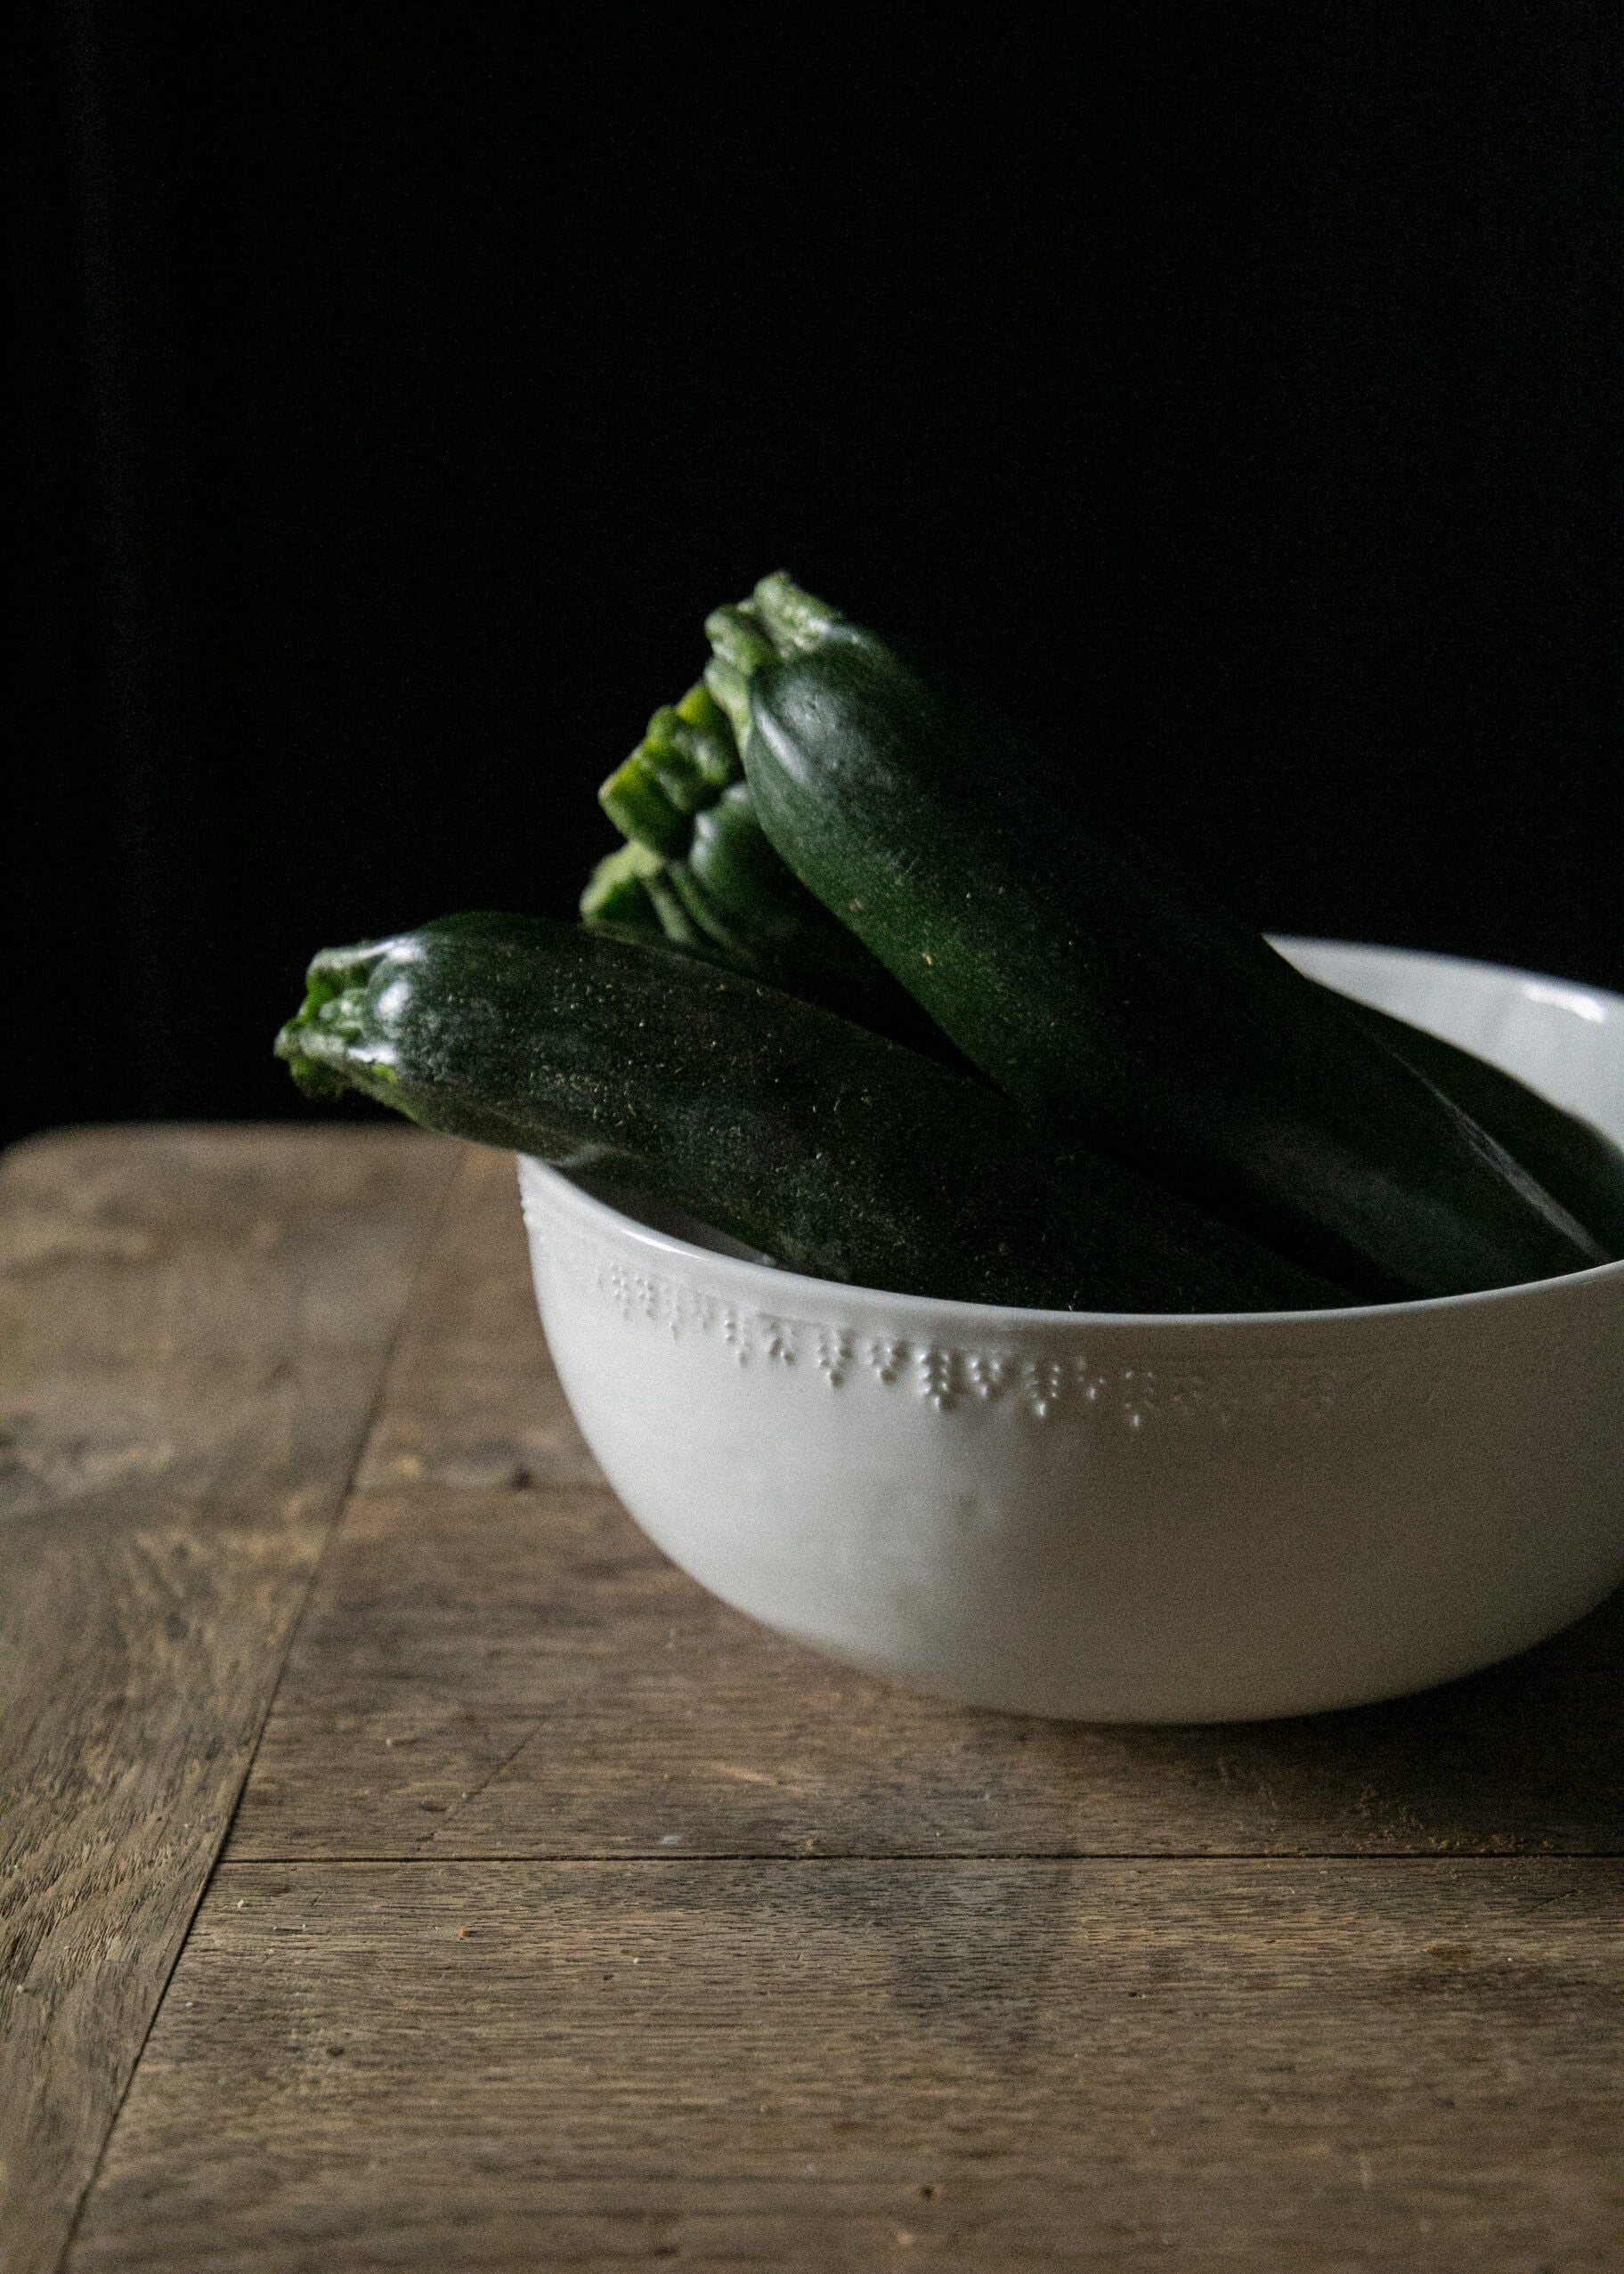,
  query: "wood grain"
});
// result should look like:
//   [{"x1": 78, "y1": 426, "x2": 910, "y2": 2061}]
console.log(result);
[
  {"x1": 0, "y1": 1126, "x2": 455, "y2": 2274},
  {"x1": 228, "y1": 1138, "x2": 1624, "y2": 1861},
  {"x1": 352, "y1": 1144, "x2": 597, "y2": 1497},
  {"x1": 68, "y1": 1857, "x2": 1624, "y2": 2271}
]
